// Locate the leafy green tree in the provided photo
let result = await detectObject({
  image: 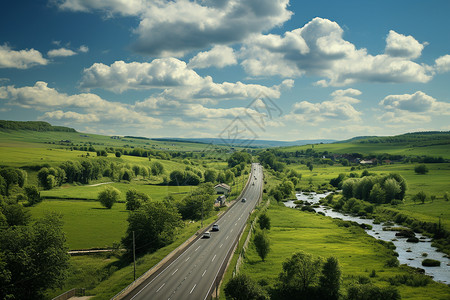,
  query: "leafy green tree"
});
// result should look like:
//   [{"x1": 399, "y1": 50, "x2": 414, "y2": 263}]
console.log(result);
[
  {"x1": 204, "y1": 169, "x2": 217, "y2": 183},
  {"x1": 414, "y1": 164, "x2": 429, "y2": 175},
  {"x1": 228, "y1": 151, "x2": 252, "y2": 168},
  {"x1": 0, "y1": 168, "x2": 19, "y2": 196},
  {"x1": 151, "y1": 161, "x2": 164, "y2": 176},
  {"x1": 0, "y1": 175, "x2": 7, "y2": 196},
  {"x1": 0, "y1": 213, "x2": 69, "y2": 299},
  {"x1": 347, "y1": 284, "x2": 400, "y2": 300},
  {"x1": 224, "y1": 273, "x2": 269, "y2": 300},
  {"x1": 120, "y1": 168, "x2": 134, "y2": 182},
  {"x1": 278, "y1": 251, "x2": 323, "y2": 298},
  {"x1": 24, "y1": 185, "x2": 41, "y2": 206},
  {"x1": 0, "y1": 202, "x2": 31, "y2": 226},
  {"x1": 253, "y1": 230, "x2": 270, "y2": 261},
  {"x1": 319, "y1": 257, "x2": 341, "y2": 300},
  {"x1": 126, "y1": 189, "x2": 150, "y2": 211},
  {"x1": 414, "y1": 191, "x2": 428, "y2": 204},
  {"x1": 444, "y1": 192, "x2": 449, "y2": 202},
  {"x1": 258, "y1": 212, "x2": 271, "y2": 230},
  {"x1": 342, "y1": 178, "x2": 358, "y2": 199},
  {"x1": 115, "y1": 151, "x2": 122, "y2": 157},
  {"x1": 176, "y1": 184, "x2": 215, "y2": 220},
  {"x1": 225, "y1": 169, "x2": 235, "y2": 184},
  {"x1": 122, "y1": 201, "x2": 183, "y2": 256},
  {"x1": 369, "y1": 183, "x2": 385, "y2": 204},
  {"x1": 279, "y1": 180, "x2": 294, "y2": 199},
  {"x1": 98, "y1": 186, "x2": 120, "y2": 209},
  {"x1": 384, "y1": 178, "x2": 401, "y2": 203}
]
